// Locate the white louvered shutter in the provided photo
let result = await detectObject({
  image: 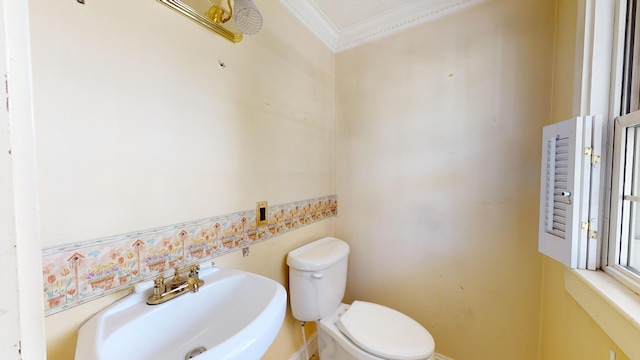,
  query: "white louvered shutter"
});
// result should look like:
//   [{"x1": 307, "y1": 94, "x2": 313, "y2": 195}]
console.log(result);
[{"x1": 538, "y1": 116, "x2": 602, "y2": 269}]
